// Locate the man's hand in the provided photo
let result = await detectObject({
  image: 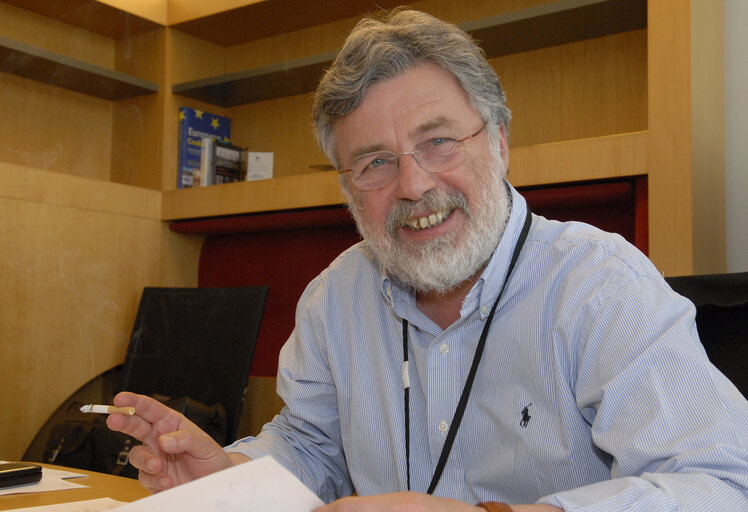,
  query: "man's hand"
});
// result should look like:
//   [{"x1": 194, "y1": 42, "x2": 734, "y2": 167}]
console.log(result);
[
  {"x1": 106, "y1": 391, "x2": 247, "y2": 492},
  {"x1": 312, "y1": 492, "x2": 562, "y2": 512}
]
